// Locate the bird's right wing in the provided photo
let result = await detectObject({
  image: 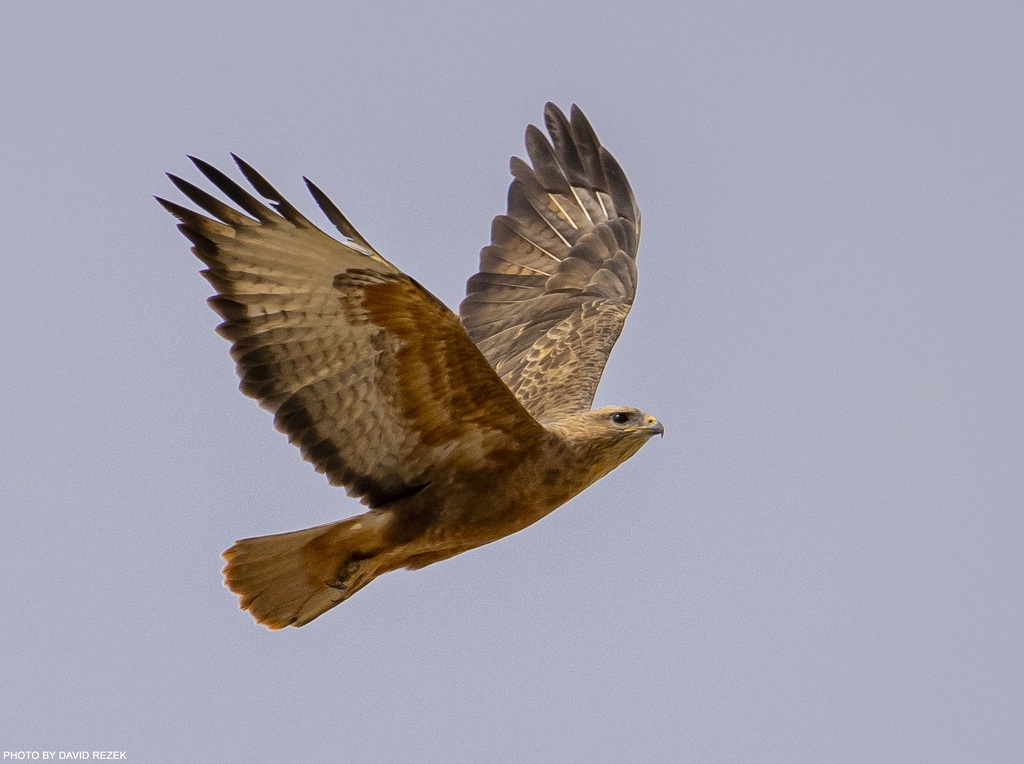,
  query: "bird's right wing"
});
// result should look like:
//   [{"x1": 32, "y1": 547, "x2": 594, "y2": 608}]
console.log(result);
[{"x1": 459, "y1": 104, "x2": 642, "y2": 424}]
